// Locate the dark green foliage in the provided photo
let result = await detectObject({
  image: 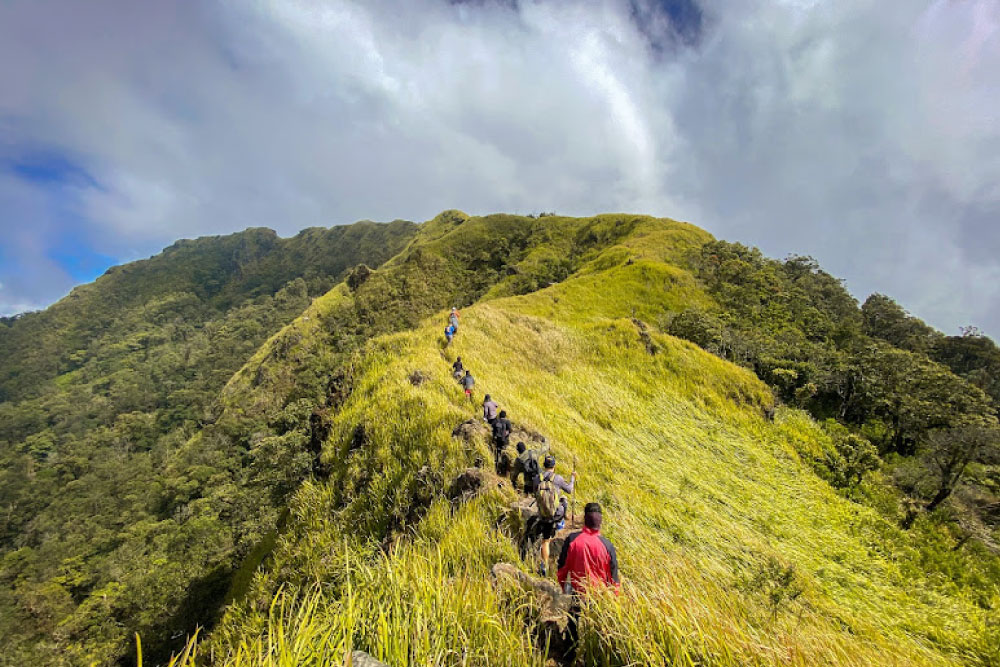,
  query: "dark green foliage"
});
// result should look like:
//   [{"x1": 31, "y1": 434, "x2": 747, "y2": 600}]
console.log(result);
[
  {"x1": 862, "y1": 294, "x2": 942, "y2": 355},
  {"x1": 901, "y1": 426, "x2": 1000, "y2": 516},
  {"x1": 821, "y1": 427, "x2": 881, "y2": 490},
  {"x1": 0, "y1": 221, "x2": 416, "y2": 403},
  {"x1": 0, "y1": 221, "x2": 417, "y2": 665},
  {"x1": 839, "y1": 343, "x2": 994, "y2": 455},
  {"x1": 933, "y1": 330, "x2": 1000, "y2": 408},
  {"x1": 676, "y1": 240, "x2": 999, "y2": 534}
]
